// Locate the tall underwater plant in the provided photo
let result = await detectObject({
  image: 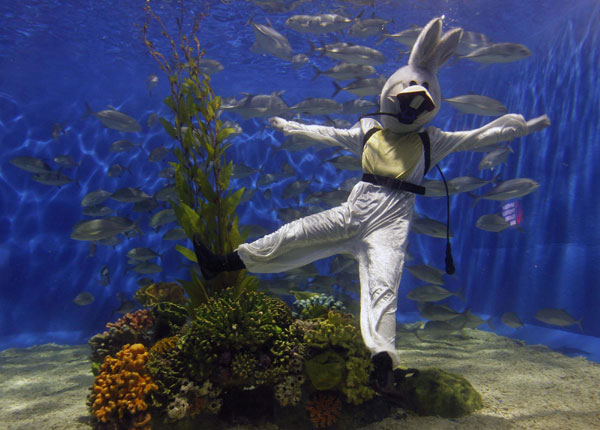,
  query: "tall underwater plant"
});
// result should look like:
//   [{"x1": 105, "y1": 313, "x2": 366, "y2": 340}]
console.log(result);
[{"x1": 141, "y1": 2, "x2": 257, "y2": 307}]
